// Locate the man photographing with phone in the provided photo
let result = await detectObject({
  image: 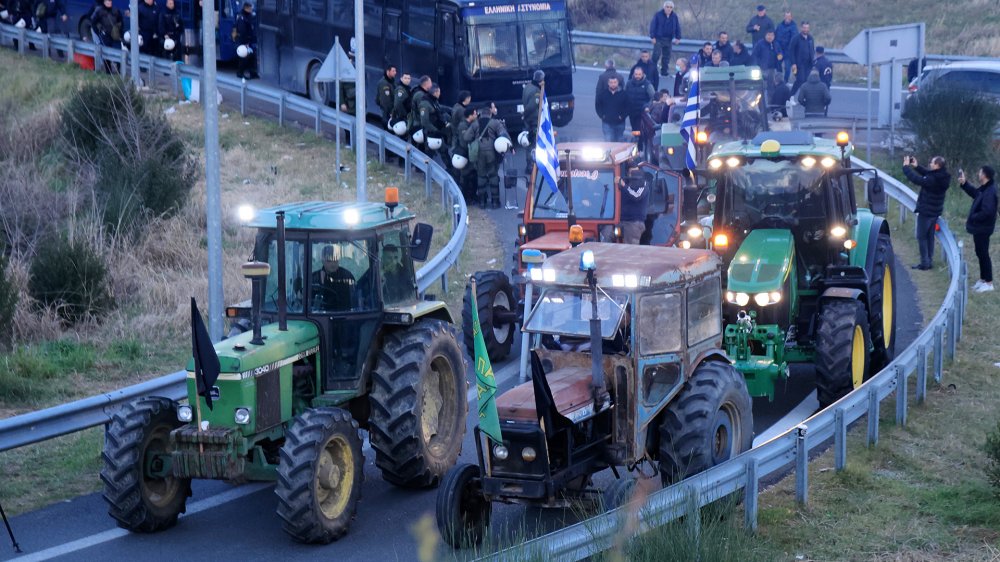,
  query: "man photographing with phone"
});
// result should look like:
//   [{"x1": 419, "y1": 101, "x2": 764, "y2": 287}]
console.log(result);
[{"x1": 902, "y1": 155, "x2": 951, "y2": 270}]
